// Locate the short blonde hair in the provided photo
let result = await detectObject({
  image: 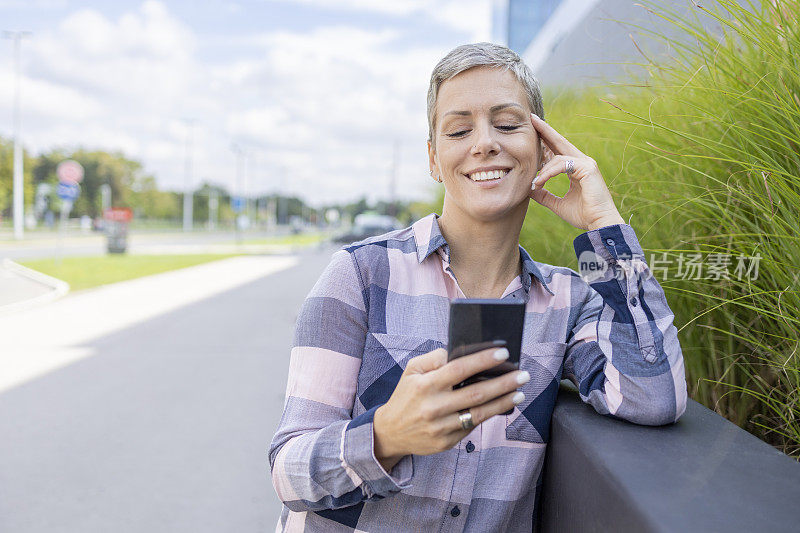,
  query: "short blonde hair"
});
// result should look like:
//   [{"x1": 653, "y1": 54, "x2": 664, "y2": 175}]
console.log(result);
[{"x1": 427, "y1": 42, "x2": 544, "y2": 150}]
